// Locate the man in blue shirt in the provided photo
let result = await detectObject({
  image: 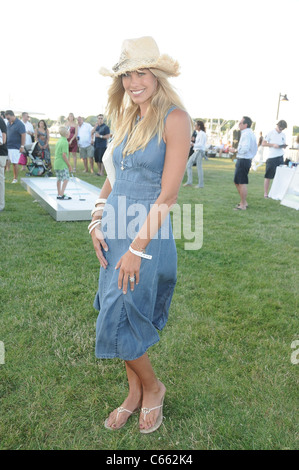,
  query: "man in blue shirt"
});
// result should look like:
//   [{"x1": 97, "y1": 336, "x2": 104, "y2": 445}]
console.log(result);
[
  {"x1": 5, "y1": 110, "x2": 26, "y2": 183},
  {"x1": 91, "y1": 114, "x2": 110, "y2": 176},
  {"x1": 0, "y1": 116, "x2": 8, "y2": 211},
  {"x1": 231, "y1": 116, "x2": 257, "y2": 210}
]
